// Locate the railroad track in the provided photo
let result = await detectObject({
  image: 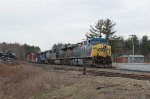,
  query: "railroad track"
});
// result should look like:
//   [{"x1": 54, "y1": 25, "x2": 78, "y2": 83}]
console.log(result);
[
  {"x1": 29, "y1": 63, "x2": 150, "y2": 81},
  {"x1": 88, "y1": 70, "x2": 150, "y2": 81}
]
